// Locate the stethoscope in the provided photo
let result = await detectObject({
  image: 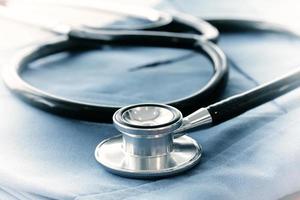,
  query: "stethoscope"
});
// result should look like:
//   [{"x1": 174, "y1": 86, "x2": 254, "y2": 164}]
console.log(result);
[{"x1": 1, "y1": 2, "x2": 300, "y2": 179}]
